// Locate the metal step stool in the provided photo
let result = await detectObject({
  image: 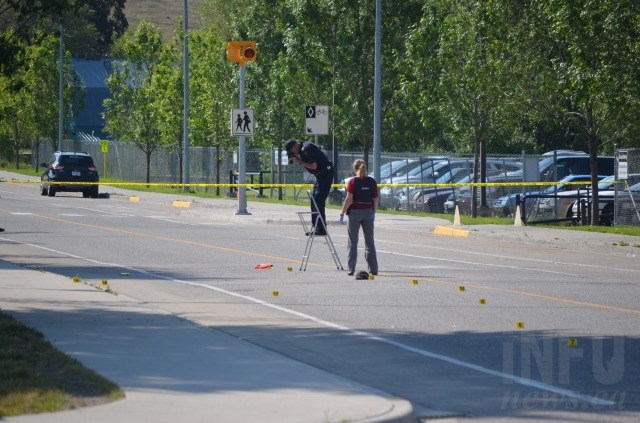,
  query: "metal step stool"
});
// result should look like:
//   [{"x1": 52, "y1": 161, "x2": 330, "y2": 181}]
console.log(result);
[{"x1": 297, "y1": 190, "x2": 344, "y2": 271}]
